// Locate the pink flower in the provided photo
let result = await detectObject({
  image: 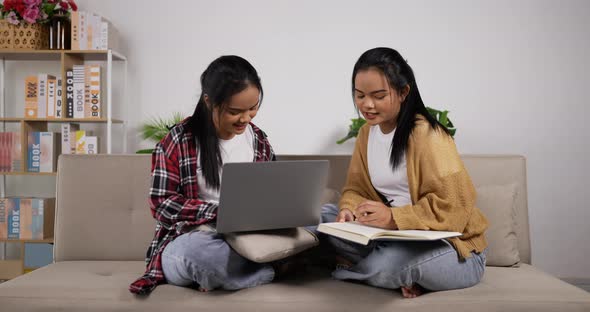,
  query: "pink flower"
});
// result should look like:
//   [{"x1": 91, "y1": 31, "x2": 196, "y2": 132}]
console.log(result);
[
  {"x1": 58, "y1": 2, "x2": 69, "y2": 10},
  {"x1": 68, "y1": 0, "x2": 77, "y2": 11},
  {"x1": 23, "y1": 0, "x2": 42, "y2": 7},
  {"x1": 6, "y1": 11, "x2": 20, "y2": 25},
  {"x1": 22, "y1": 6, "x2": 40, "y2": 24}
]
